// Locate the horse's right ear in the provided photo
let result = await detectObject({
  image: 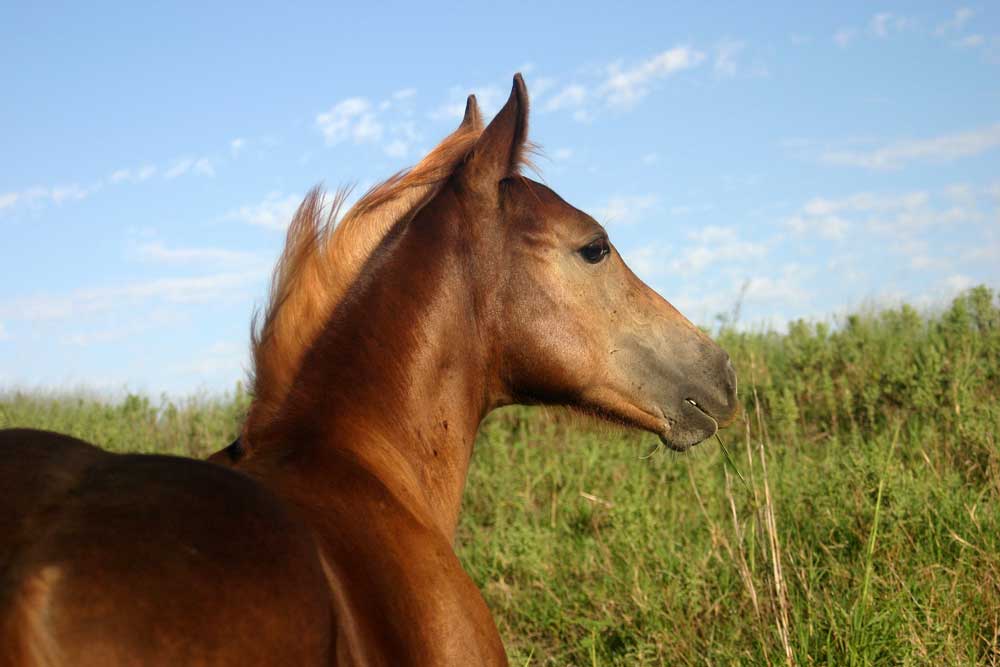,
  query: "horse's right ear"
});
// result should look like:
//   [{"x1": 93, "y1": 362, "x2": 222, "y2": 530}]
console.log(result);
[{"x1": 460, "y1": 74, "x2": 529, "y2": 192}]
